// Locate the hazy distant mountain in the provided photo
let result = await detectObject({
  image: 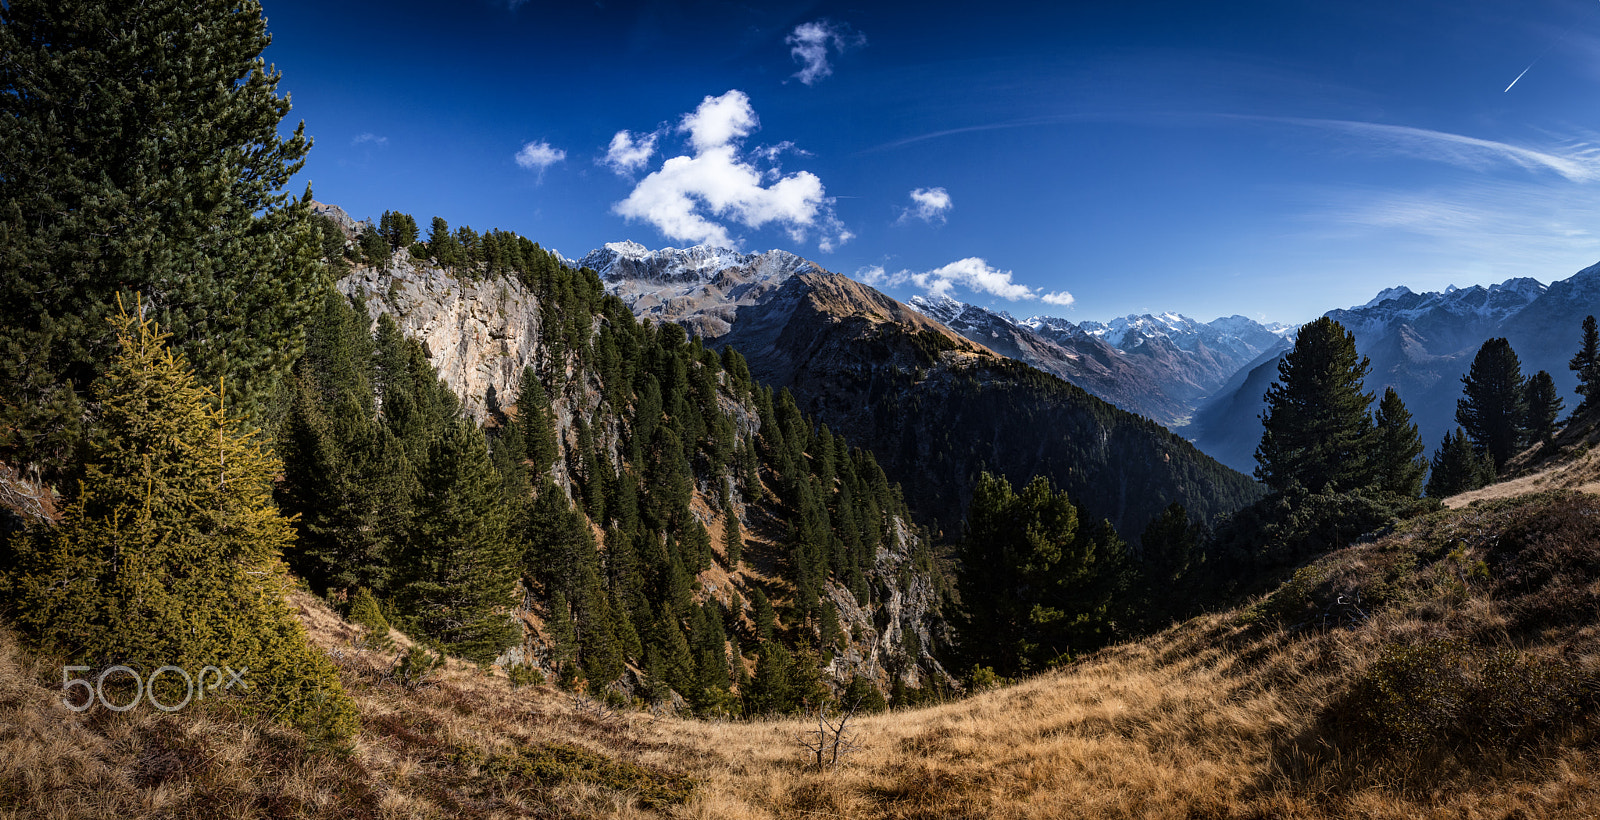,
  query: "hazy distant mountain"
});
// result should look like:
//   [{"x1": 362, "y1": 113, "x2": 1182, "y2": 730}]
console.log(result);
[{"x1": 1191, "y1": 268, "x2": 1598, "y2": 474}]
